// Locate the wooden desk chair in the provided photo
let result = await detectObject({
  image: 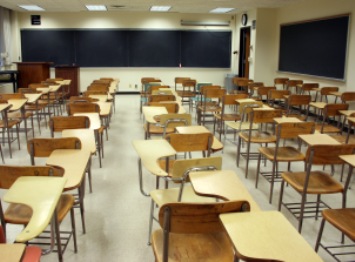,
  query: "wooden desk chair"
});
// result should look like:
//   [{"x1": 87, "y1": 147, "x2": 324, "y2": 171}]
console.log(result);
[
  {"x1": 143, "y1": 113, "x2": 191, "y2": 139},
  {"x1": 256, "y1": 122, "x2": 315, "y2": 203},
  {"x1": 237, "y1": 108, "x2": 283, "y2": 178},
  {"x1": 299, "y1": 83, "x2": 319, "y2": 97},
  {"x1": 49, "y1": 115, "x2": 90, "y2": 137},
  {"x1": 285, "y1": 94, "x2": 311, "y2": 120},
  {"x1": 151, "y1": 200, "x2": 250, "y2": 262},
  {"x1": 174, "y1": 77, "x2": 190, "y2": 91},
  {"x1": 224, "y1": 101, "x2": 263, "y2": 143},
  {"x1": 27, "y1": 137, "x2": 87, "y2": 234},
  {"x1": 0, "y1": 93, "x2": 34, "y2": 141},
  {"x1": 213, "y1": 93, "x2": 248, "y2": 140},
  {"x1": 315, "y1": 208, "x2": 355, "y2": 260},
  {"x1": 141, "y1": 78, "x2": 161, "y2": 113},
  {"x1": 0, "y1": 103, "x2": 21, "y2": 159},
  {"x1": 148, "y1": 156, "x2": 222, "y2": 245},
  {"x1": 0, "y1": 165, "x2": 77, "y2": 261},
  {"x1": 286, "y1": 79, "x2": 303, "y2": 94},
  {"x1": 197, "y1": 87, "x2": 225, "y2": 126},
  {"x1": 49, "y1": 78, "x2": 70, "y2": 111},
  {"x1": 235, "y1": 79, "x2": 253, "y2": 95},
  {"x1": 267, "y1": 89, "x2": 290, "y2": 110},
  {"x1": 256, "y1": 86, "x2": 276, "y2": 102},
  {"x1": 248, "y1": 81, "x2": 264, "y2": 98},
  {"x1": 308, "y1": 86, "x2": 339, "y2": 119},
  {"x1": 231, "y1": 77, "x2": 251, "y2": 94},
  {"x1": 0, "y1": 225, "x2": 42, "y2": 262},
  {"x1": 341, "y1": 92, "x2": 355, "y2": 104},
  {"x1": 39, "y1": 82, "x2": 63, "y2": 116},
  {"x1": 148, "y1": 94, "x2": 176, "y2": 103},
  {"x1": 274, "y1": 77, "x2": 289, "y2": 90},
  {"x1": 330, "y1": 112, "x2": 355, "y2": 146},
  {"x1": 158, "y1": 133, "x2": 214, "y2": 177},
  {"x1": 194, "y1": 85, "x2": 221, "y2": 111},
  {"x1": 278, "y1": 144, "x2": 355, "y2": 233},
  {"x1": 18, "y1": 87, "x2": 49, "y2": 134},
  {"x1": 69, "y1": 96, "x2": 99, "y2": 103},
  {"x1": 176, "y1": 79, "x2": 197, "y2": 112},
  {"x1": 147, "y1": 102, "x2": 179, "y2": 114},
  {"x1": 315, "y1": 103, "x2": 349, "y2": 134}
]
